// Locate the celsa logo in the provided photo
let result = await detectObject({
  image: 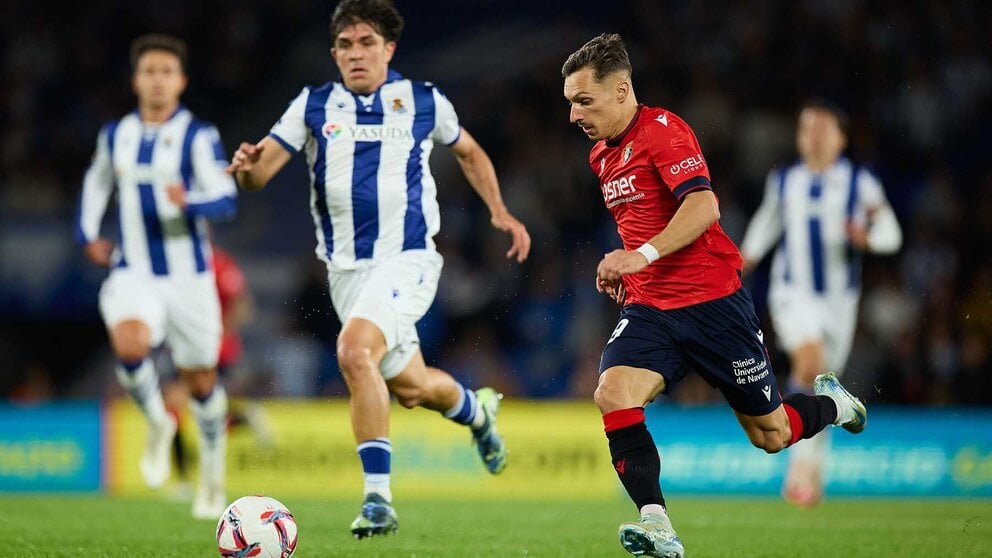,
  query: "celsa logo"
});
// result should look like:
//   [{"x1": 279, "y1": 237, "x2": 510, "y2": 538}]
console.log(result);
[
  {"x1": 322, "y1": 123, "x2": 343, "y2": 140},
  {"x1": 669, "y1": 154, "x2": 706, "y2": 175}
]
